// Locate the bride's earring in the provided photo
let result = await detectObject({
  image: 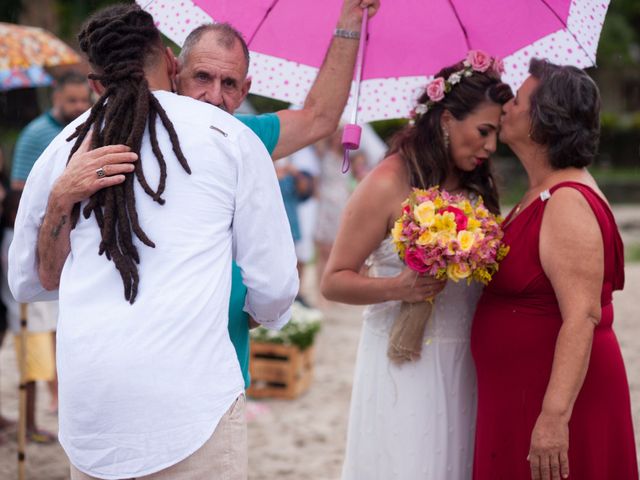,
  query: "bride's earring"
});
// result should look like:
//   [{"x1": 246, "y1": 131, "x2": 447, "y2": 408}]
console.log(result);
[{"x1": 443, "y1": 129, "x2": 450, "y2": 149}]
